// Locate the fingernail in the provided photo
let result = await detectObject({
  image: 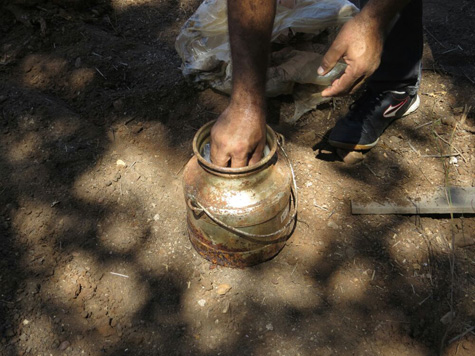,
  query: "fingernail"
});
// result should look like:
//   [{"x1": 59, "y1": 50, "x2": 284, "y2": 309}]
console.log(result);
[{"x1": 317, "y1": 66, "x2": 324, "y2": 75}]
